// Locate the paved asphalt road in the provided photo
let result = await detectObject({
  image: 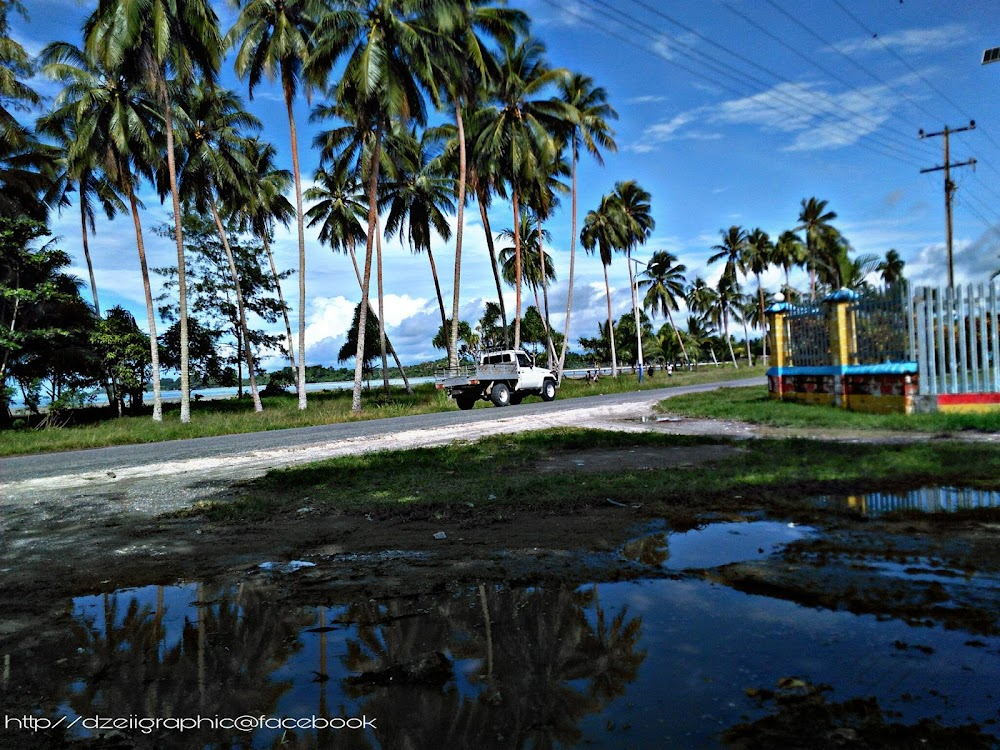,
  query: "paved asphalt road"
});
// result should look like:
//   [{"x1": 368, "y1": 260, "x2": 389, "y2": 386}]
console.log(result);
[{"x1": 1, "y1": 377, "x2": 764, "y2": 484}]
